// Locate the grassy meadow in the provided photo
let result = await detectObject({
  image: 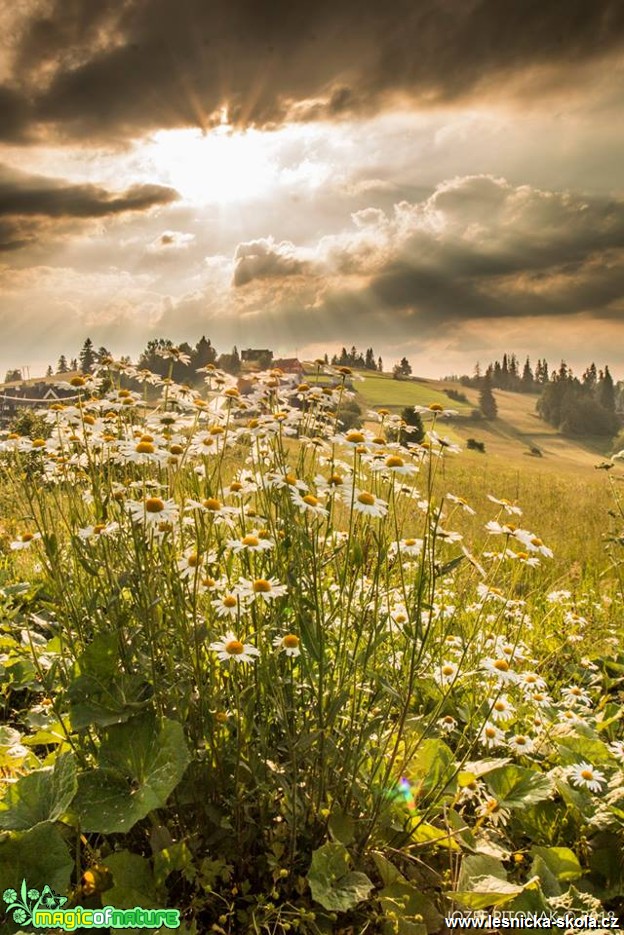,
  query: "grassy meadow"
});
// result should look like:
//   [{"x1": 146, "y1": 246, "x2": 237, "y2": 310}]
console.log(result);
[{"x1": 0, "y1": 358, "x2": 623, "y2": 933}]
